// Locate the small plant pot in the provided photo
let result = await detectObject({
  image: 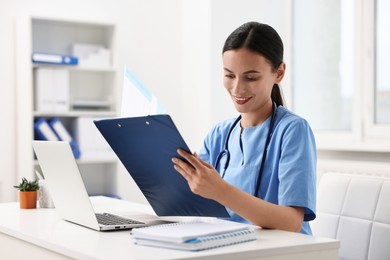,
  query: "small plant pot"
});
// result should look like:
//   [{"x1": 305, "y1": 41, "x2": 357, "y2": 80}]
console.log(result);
[{"x1": 19, "y1": 191, "x2": 37, "y2": 209}]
